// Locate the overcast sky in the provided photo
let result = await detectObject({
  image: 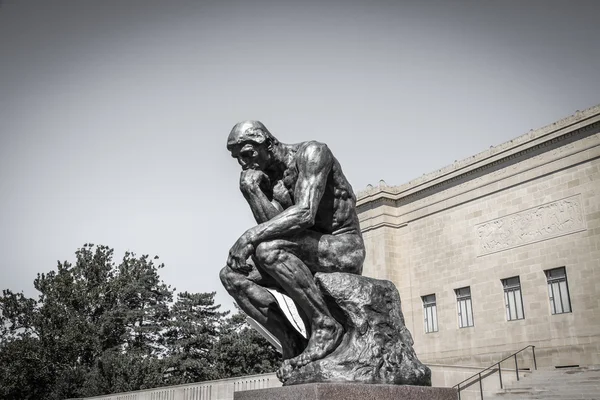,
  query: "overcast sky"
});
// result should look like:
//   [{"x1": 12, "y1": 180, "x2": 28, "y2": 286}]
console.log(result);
[{"x1": 1, "y1": 0, "x2": 599, "y2": 311}]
